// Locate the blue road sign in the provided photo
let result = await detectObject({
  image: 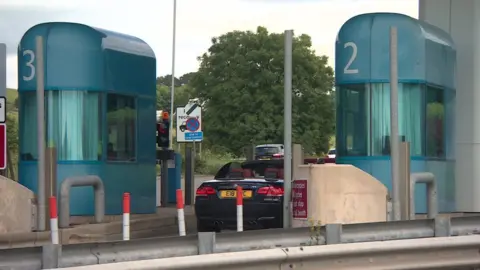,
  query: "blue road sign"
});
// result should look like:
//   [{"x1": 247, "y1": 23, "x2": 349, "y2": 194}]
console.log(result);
[
  {"x1": 186, "y1": 117, "x2": 200, "y2": 132},
  {"x1": 185, "y1": 131, "x2": 203, "y2": 141}
]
